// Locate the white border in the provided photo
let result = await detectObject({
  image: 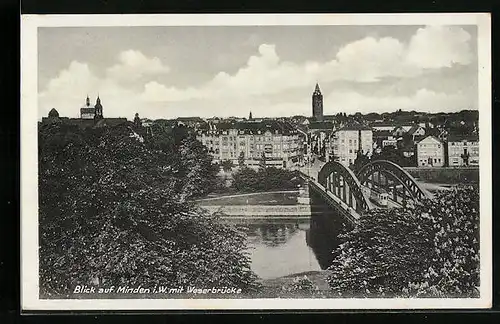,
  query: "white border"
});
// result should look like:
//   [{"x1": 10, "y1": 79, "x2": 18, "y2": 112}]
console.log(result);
[{"x1": 21, "y1": 13, "x2": 492, "y2": 311}]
